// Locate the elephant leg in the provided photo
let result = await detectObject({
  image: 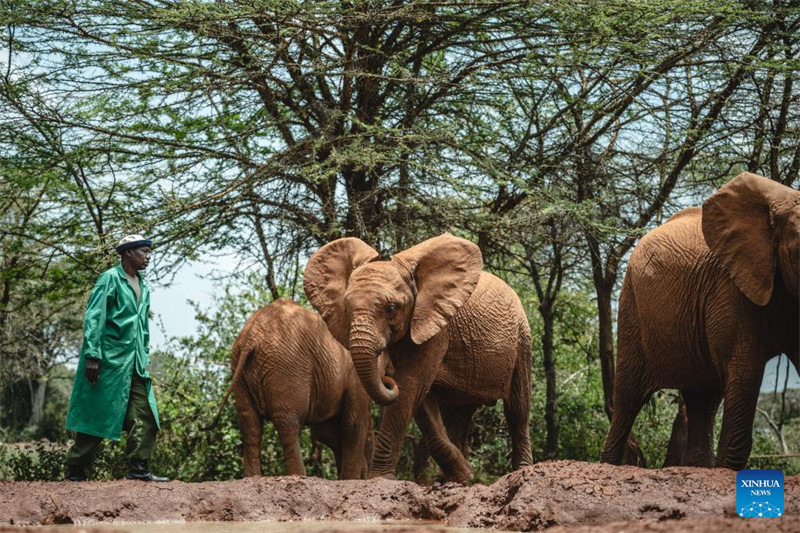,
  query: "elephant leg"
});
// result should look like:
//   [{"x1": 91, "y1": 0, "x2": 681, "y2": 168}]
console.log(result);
[
  {"x1": 310, "y1": 419, "x2": 342, "y2": 477},
  {"x1": 369, "y1": 337, "x2": 447, "y2": 479},
  {"x1": 413, "y1": 404, "x2": 476, "y2": 484},
  {"x1": 415, "y1": 396, "x2": 473, "y2": 483},
  {"x1": 338, "y1": 421, "x2": 368, "y2": 480},
  {"x1": 338, "y1": 393, "x2": 371, "y2": 479},
  {"x1": 601, "y1": 385, "x2": 651, "y2": 465},
  {"x1": 600, "y1": 349, "x2": 653, "y2": 465},
  {"x1": 412, "y1": 437, "x2": 433, "y2": 485},
  {"x1": 505, "y1": 333, "x2": 533, "y2": 469},
  {"x1": 601, "y1": 285, "x2": 652, "y2": 466},
  {"x1": 234, "y1": 387, "x2": 263, "y2": 477},
  {"x1": 716, "y1": 366, "x2": 764, "y2": 470},
  {"x1": 443, "y1": 403, "x2": 478, "y2": 458},
  {"x1": 682, "y1": 388, "x2": 722, "y2": 467},
  {"x1": 272, "y1": 412, "x2": 306, "y2": 476},
  {"x1": 663, "y1": 393, "x2": 688, "y2": 467},
  {"x1": 369, "y1": 400, "x2": 416, "y2": 479}
]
